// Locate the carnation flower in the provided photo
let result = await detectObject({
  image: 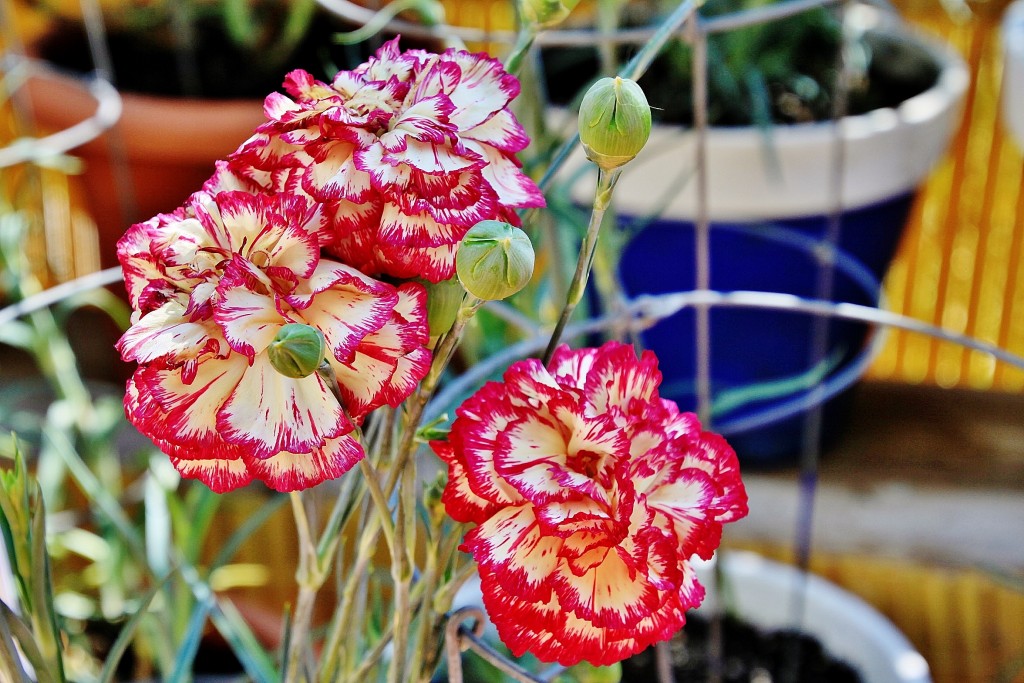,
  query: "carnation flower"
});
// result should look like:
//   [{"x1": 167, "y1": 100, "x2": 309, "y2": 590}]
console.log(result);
[
  {"x1": 228, "y1": 37, "x2": 545, "y2": 283},
  {"x1": 117, "y1": 189, "x2": 430, "y2": 493},
  {"x1": 433, "y1": 341, "x2": 748, "y2": 666}
]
